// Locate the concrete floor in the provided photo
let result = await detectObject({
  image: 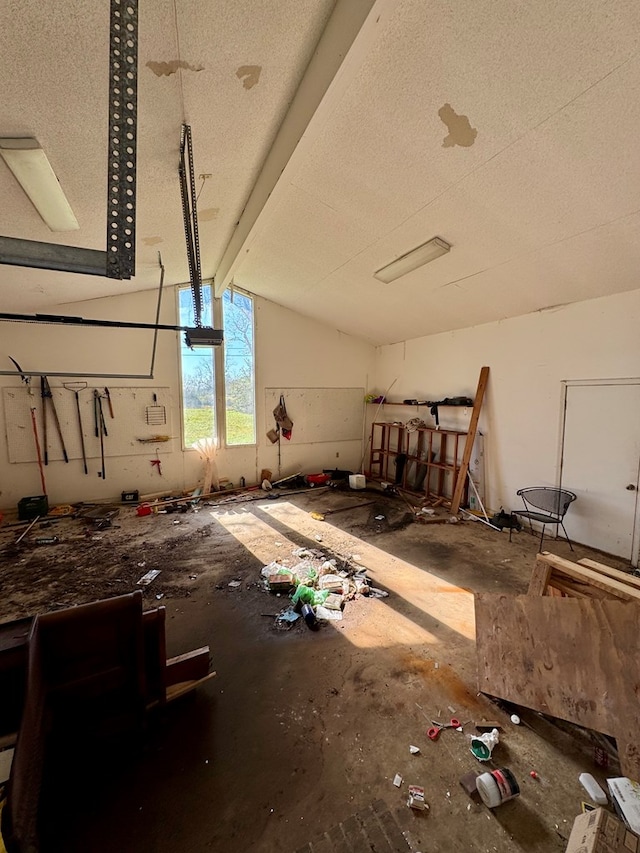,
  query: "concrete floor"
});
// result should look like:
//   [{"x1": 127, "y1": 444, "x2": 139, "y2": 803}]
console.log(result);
[{"x1": 0, "y1": 487, "x2": 629, "y2": 852}]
